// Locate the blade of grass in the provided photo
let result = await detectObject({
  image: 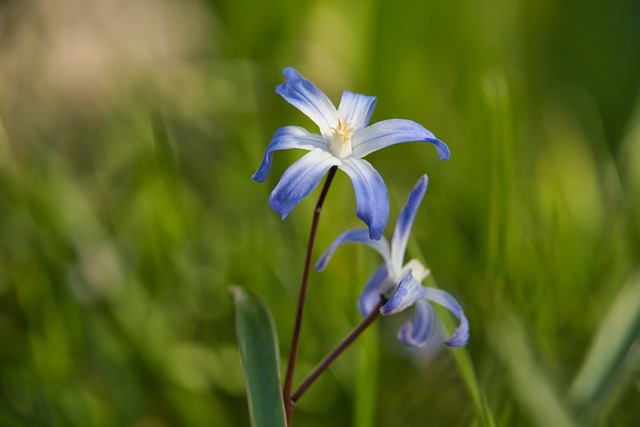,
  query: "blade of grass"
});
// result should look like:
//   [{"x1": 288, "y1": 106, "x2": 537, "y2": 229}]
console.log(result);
[
  {"x1": 427, "y1": 286, "x2": 496, "y2": 427},
  {"x1": 407, "y1": 243, "x2": 496, "y2": 427},
  {"x1": 353, "y1": 251, "x2": 380, "y2": 427},
  {"x1": 482, "y1": 70, "x2": 514, "y2": 299},
  {"x1": 231, "y1": 286, "x2": 286, "y2": 427},
  {"x1": 568, "y1": 271, "x2": 640, "y2": 423},
  {"x1": 489, "y1": 315, "x2": 578, "y2": 427},
  {"x1": 353, "y1": 330, "x2": 379, "y2": 427}
]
